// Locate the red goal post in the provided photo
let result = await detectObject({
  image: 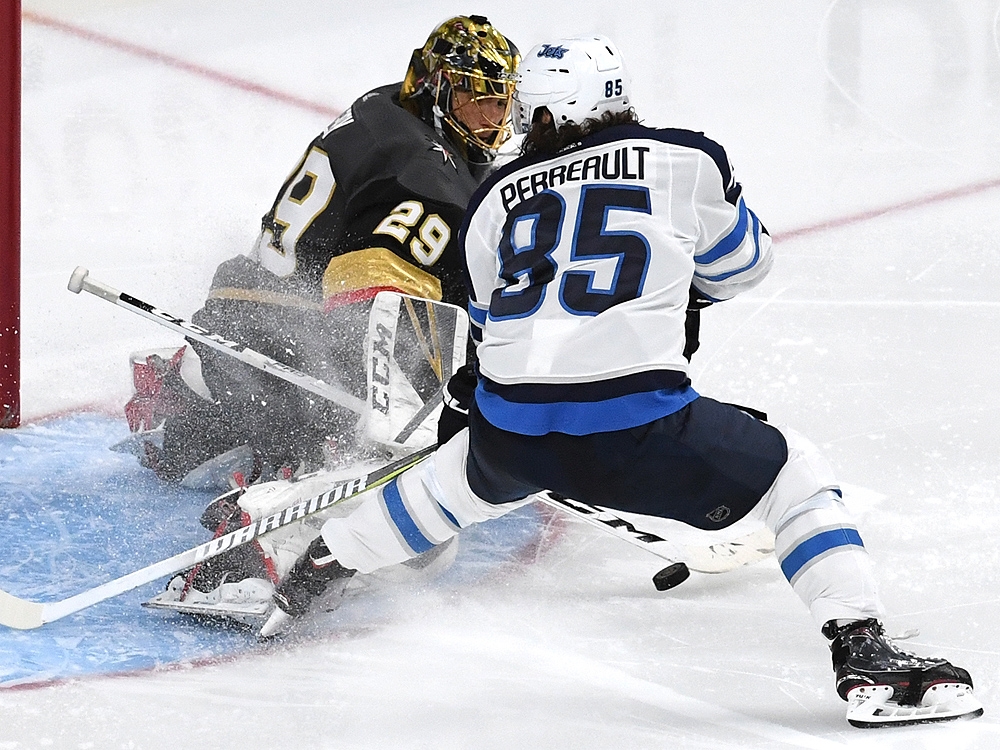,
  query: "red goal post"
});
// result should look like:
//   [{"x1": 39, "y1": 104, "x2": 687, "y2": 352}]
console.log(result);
[{"x1": 0, "y1": 0, "x2": 20, "y2": 427}]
